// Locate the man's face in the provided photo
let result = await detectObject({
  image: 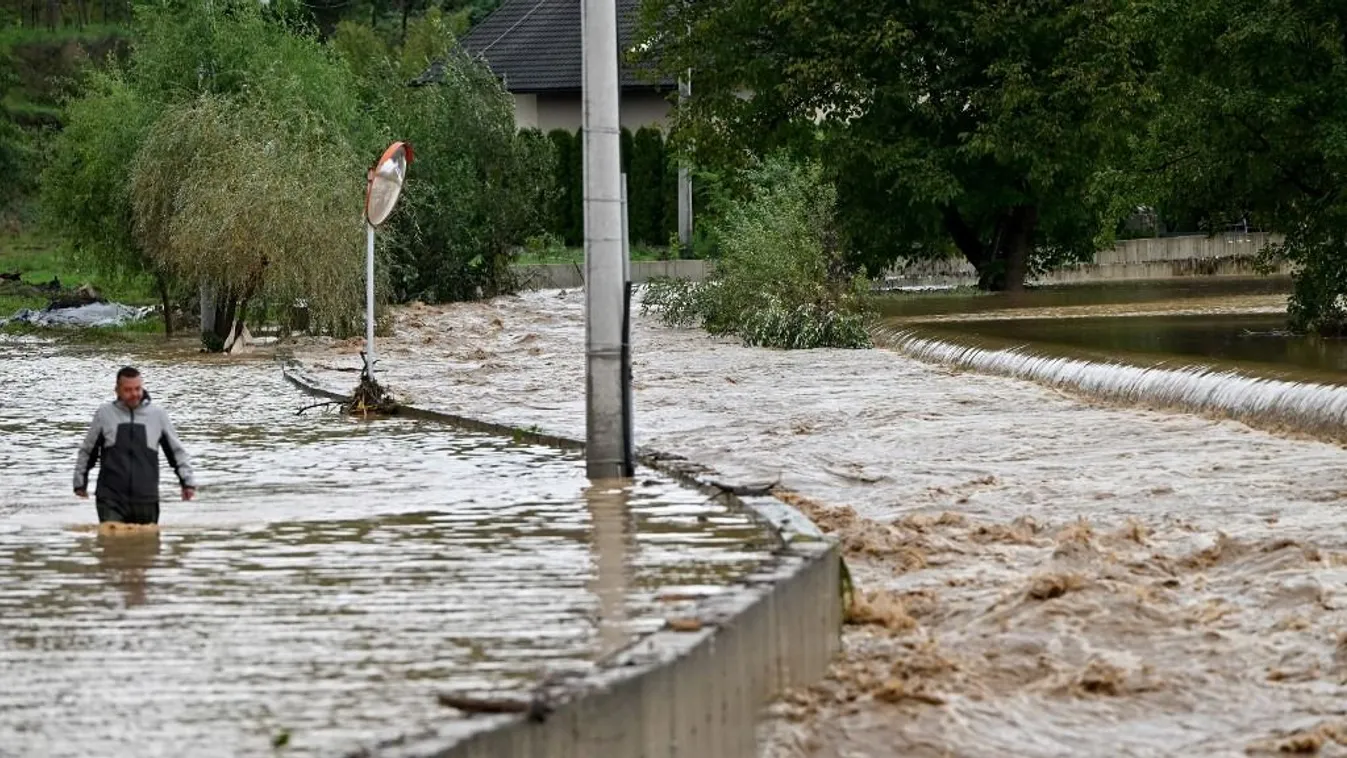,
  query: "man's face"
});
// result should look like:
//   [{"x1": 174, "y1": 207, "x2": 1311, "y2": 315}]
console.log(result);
[{"x1": 116, "y1": 376, "x2": 144, "y2": 409}]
